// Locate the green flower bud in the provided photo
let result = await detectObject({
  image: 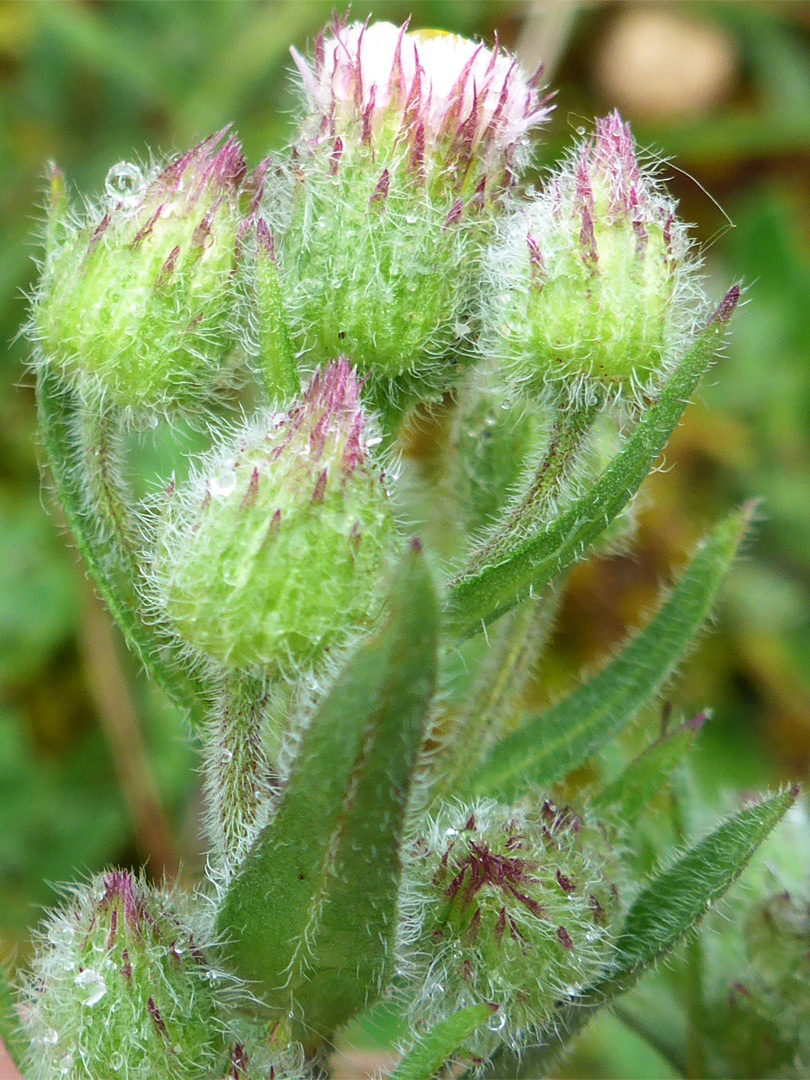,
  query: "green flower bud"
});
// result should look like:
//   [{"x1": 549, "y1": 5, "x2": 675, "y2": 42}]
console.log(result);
[
  {"x1": 22, "y1": 871, "x2": 232, "y2": 1080},
  {"x1": 277, "y1": 19, "x2": 551, "y2": 408},
  {"x1": 400, "y1": 799, "x2": 620, "y2": 1057},
  {"x1": 150, "y1": 359, "x2": 397, "y2": 673},
  {"x1": 33, "y1": 130, "x2": 260, "y2": 414},
  {"x1": 483, "y1": 112, "x2": 707, "y2": 403}
]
